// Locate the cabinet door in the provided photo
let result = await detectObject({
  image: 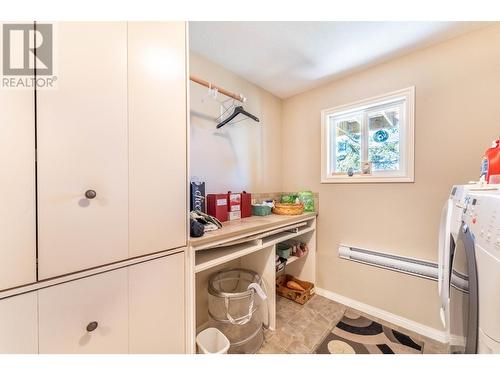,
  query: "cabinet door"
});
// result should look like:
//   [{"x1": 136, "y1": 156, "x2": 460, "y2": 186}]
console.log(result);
[
  {"x1": 37, "y1": 22, "x2": 128, "y2": 279},
  {"x1": 129, "y1": 252, "x2": 186, "y2": 353},
  {"x1": 38, "y1": 268, "x2": 128, "y2": 354},
  {"x1": 0, "y1": 48, "x2": 36, "y2": 289},
  {"x1": 128, "y1": 22, "x2": 187, "y2": 257},
  {"x1": 0, "y1": 292, "x2": 38, "y2": 353}
]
